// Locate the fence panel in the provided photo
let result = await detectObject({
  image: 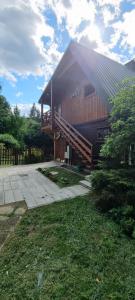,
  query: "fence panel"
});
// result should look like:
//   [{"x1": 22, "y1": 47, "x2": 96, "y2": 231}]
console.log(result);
[{"x1": 0, "y1": 148, "x2": 46, "y2": 166}]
